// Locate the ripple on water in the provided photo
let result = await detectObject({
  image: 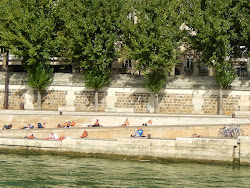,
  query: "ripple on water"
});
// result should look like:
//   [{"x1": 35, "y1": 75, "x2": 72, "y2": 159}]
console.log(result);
[{"x1": 1, "y1": 153, "x2": 250, "y2": 187}]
